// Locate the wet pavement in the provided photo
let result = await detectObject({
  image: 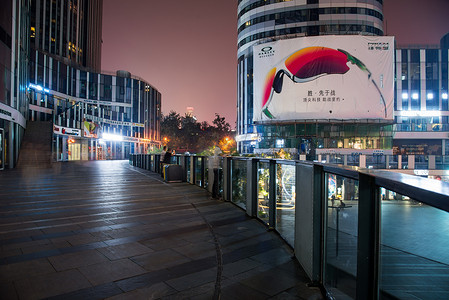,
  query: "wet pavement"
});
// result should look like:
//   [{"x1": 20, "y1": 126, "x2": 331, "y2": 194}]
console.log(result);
[{"x1": 0, "y1": 160, "x2": 323, "y2": 300}]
